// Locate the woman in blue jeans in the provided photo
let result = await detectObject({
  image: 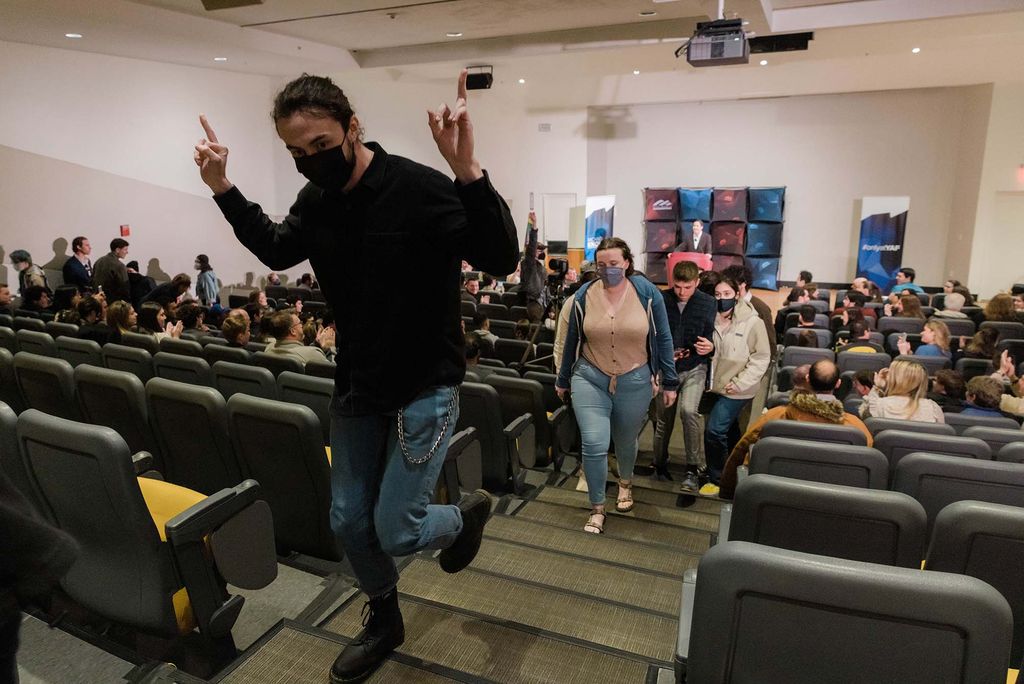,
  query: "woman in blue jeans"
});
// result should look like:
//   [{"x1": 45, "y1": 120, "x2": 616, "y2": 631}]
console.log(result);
[
  {"x1": 556, "y1": 238, "x2": 678, "y2": 533},
  {"x1": 701, "y1": 276, "x2": 771, "y2": 495}
]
